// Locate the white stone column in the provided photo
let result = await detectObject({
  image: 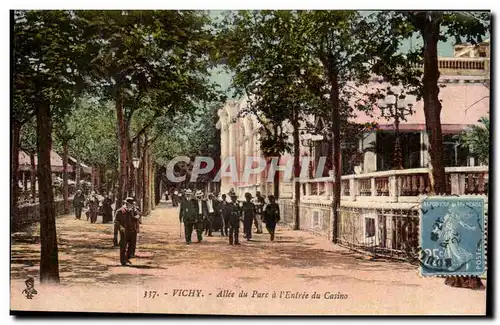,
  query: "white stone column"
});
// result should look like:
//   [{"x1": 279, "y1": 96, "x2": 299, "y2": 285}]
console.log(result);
[
  {"x1": 362, "y1": 132, "x2": 377, "y2": 173},
  {"x1": 389, "y1": 175, "x2": 398, "y2": 202},
  {"x1": 220, "y1": 124, "x2": 230, "y2": 194},
  {"x1": 227, "y1": 121, "x2": 236, "y2": 192},
  {"x1": 349, "y1": 178, "x2": 357, "y2": 201},
  {"x1": 420, "y1": 131, "x2": 429, "y2": 168}
]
